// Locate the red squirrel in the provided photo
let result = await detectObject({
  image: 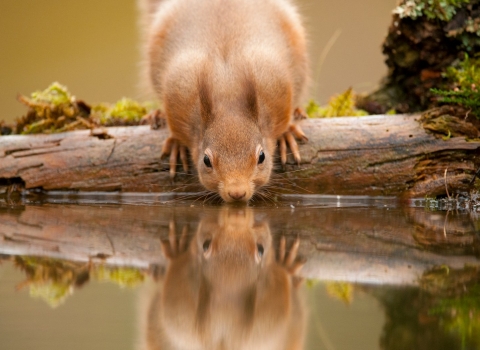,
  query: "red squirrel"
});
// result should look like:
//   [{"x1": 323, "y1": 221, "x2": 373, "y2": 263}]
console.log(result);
[{"x1": 141, "y1": 0, "x2": 309, "y2": 202}]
